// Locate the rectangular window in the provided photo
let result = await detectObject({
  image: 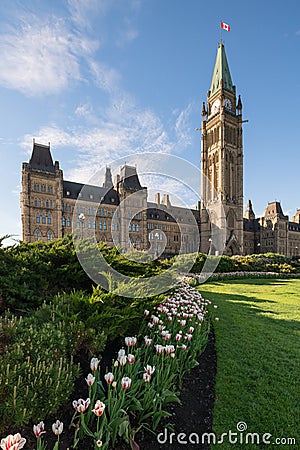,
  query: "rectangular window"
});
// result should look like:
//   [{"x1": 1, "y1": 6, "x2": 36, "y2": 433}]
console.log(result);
[
  {"x1": 99, "y1": 221, "x2": 102, "y2": 230},
  {"x1": 103, "y1": 221, "x2": 107, "y2": 230}
]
